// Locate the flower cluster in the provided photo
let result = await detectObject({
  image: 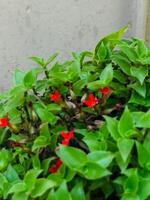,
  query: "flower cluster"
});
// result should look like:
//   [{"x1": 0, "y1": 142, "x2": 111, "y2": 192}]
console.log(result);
[
  {"x1": 50, "y1": 90, "x2": 61, "y2": 102},
  {"x1": 49, "y1": 130, "x2": 74, "y2": 173},
  {"x1": 49, "y1": 158, "x2": 63, "y2": 173},
  {"x1": 84, "y1": 94, "x2": 99, "y2": 108},
  {"x1": 0, "y1": 117, "x2": 9, "y2": 127},
  {"x1": 61, "y1": 130, "x2": 74, "y2": 146}
]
